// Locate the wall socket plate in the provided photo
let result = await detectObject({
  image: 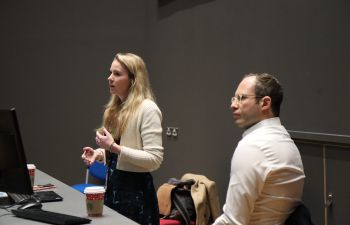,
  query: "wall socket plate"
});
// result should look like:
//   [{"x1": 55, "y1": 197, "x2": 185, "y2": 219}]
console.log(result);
[{"x1": 166, "y1": 127, "x2": 179, "y2": 137}]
